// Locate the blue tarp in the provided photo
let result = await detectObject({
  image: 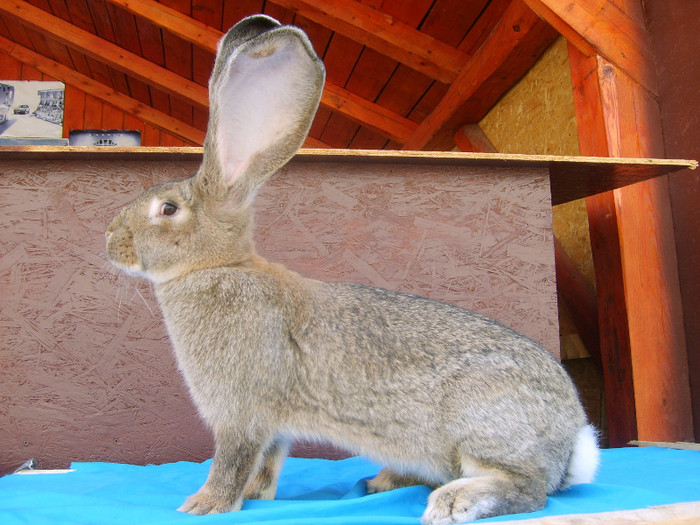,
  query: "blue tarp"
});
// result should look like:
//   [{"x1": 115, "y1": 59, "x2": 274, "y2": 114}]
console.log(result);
[{"x1": 1, "y1": 447, "x2": 699, "y2": 524}]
